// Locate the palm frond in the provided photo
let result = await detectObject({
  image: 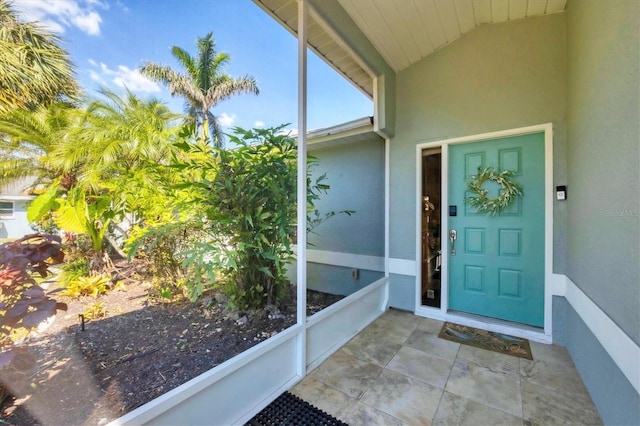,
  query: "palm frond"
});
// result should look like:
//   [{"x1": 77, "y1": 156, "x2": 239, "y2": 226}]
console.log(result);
[
  {"x1": 170, "y1": 46, "x2": 198, "y2": 79},
  {"x1": 207, "y1": 52, "x2": 231, "y2": 84},
  {"x1": 0, "y1": 157, "x2": 37, "y2": 186},
  {"x1": 196, "y1": 33, "x2": 217, "y2": 92},
  {"x1": 0, "y1": 102, "x2": 81, "y2": 187},
  {"x1": 56, "y1": 88, "x2": 182, "y2": 185},
  {"x1": 205, "y1": 75, "x2": 259, "y2": 107},
  {"x1": 0, "y1": 1, "x2": 78, "y2": 112}
]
